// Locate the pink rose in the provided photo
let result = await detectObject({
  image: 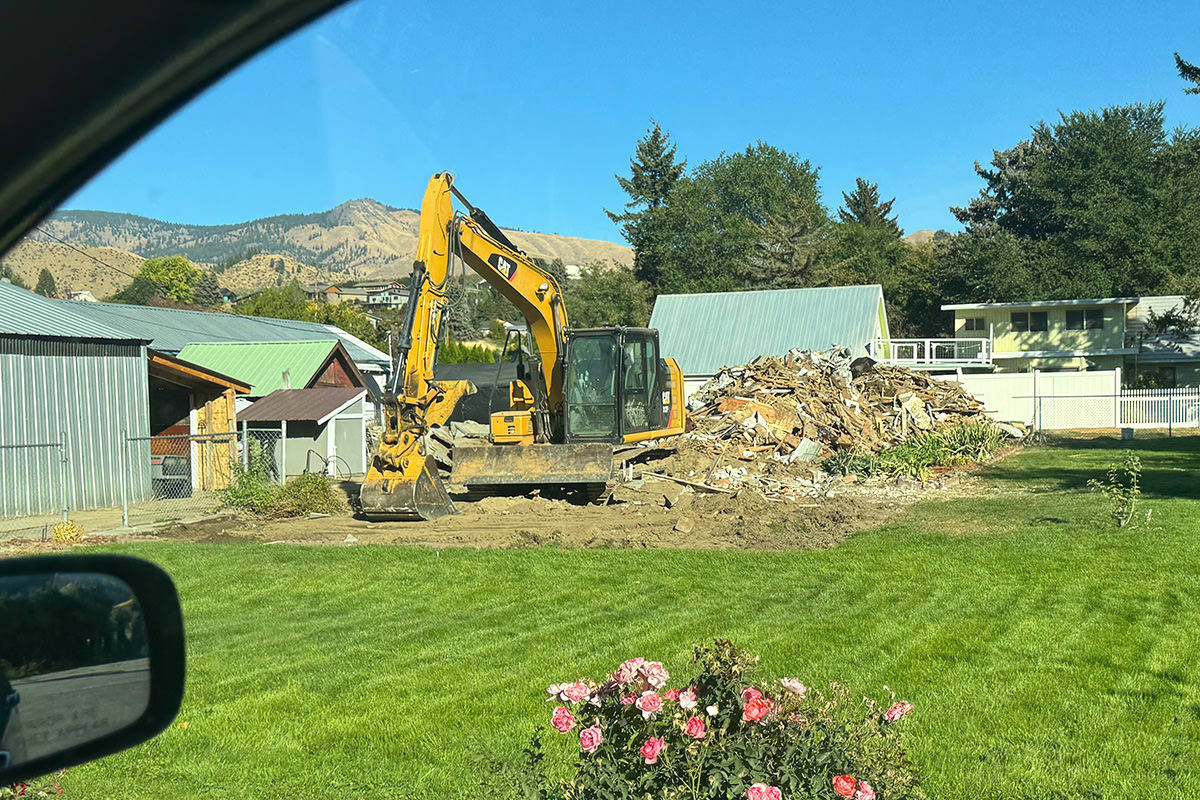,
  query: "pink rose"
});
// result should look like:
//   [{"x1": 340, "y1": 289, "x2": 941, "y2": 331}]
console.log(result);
[
  {"x1": 546, "y1": 683, "x2": 563, "y2": 700},
  {"x1": 746, "y1": 784, "x2": 782, "y2": 800},
  {"x1": 614, "y1": 657, "x2": 645, "y2": 684},
  {"x1": 832, "y1": 775, "x2": 856, "y2": 798},
  {"x1": 885, "y1": 701, "x2": 914, "y2": 722},
  {"x1": 740, "y1": 686, "x2": 763, "y2": 703},
  {"x1": 579, "y1": 724, "x2": 603, "y2": 753},
  {"x1": 641, "y1": 661, "x2": 670, "y2": 689},
  {"x1": 663, "y1": 688, "x2": 681, "y2": 702},
  {"x1": 551, "y1": 706, "x2": 576, "y2": 733},
  {"x1": 636, "y1": 690, "x2": 663, "y2": 718},
  {"x1": 562, "y1": 682, "x2": 590, "y2": 703},
  {"x1": 742, "y1": 696, "x2": 774, "y2": 723},
  {"x1": 678, "y1": 688, "x2": 698, "y2": 710},
  {"x1": 855, "y1": 782, "x2": 876, "y2": 800},
  {"x1": 639, "y1": 736, "x2": 665, "y2": 765},
  {"x1": 779, "y1": 678, "x2": 806, "y2": 698},
  {"x1": 684, "y1": 715, "x2": 706, "y2": 739},
  {"x1": 620, "y1": 693, "x2": 636, "y2": 705}
]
